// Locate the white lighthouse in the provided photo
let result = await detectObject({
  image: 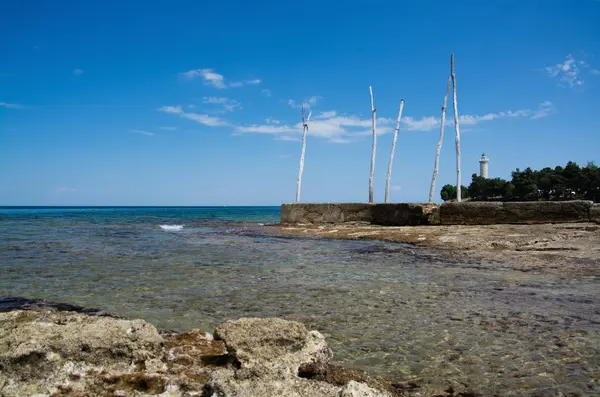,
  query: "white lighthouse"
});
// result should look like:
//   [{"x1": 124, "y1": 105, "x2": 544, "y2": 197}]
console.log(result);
[{"x1": 479, "y1": 153, "x2": 489, "y2": 179}]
